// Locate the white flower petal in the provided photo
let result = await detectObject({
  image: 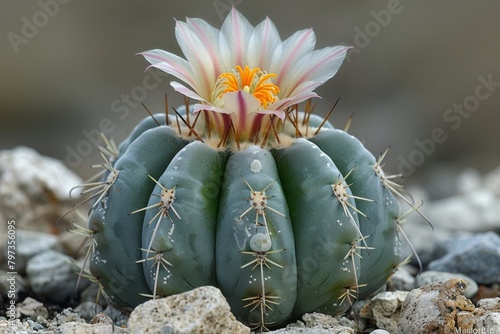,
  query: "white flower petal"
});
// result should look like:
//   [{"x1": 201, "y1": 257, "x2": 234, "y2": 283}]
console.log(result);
[
  {"x1": 271, "y1": 28, "x2": 316, "y2": 88},
  {"x1": 170, "y1": 81, "x2": 206, "y2": 102},
  {"x1": 175, "y1": 19, "x2": 219, "y2": 99},
  {"x1": 248, "y1": 17, "x2": 281, "y2": 70},
  {"x1": 139, "y1": 49, "x2": 196, "y2": 89},
  {"x1": 219, "y1": 8, "x2": 254, "y2": 68},
  {"x1": 282, "y1": 45, "x2": 350, "y2": 97}
]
